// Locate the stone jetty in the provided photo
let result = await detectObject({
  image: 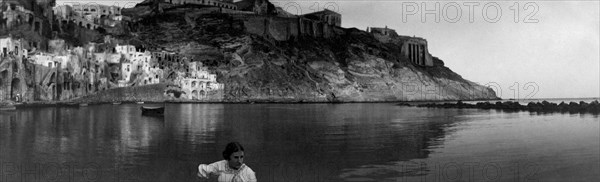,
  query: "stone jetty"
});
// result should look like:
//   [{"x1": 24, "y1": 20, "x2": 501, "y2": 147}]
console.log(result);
[{"x1": 413, "y1": 100, "x2": 600, "y2": 114}]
